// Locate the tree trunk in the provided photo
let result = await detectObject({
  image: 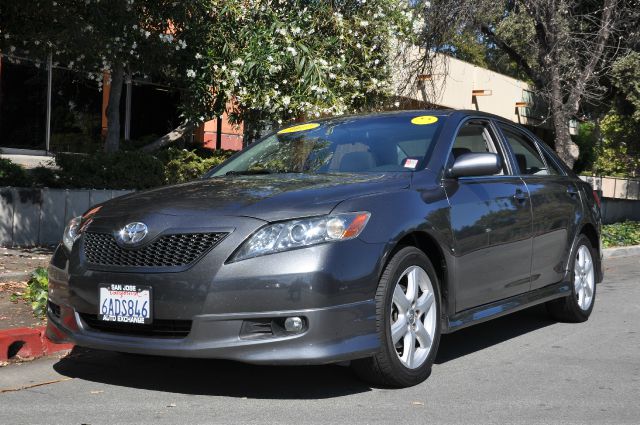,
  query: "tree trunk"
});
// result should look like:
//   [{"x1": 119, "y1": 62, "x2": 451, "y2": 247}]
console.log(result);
[
  {"x1": 552, "y1": 112, "x2": 579, "y2": 169},
  {"x1": 104, "y1": 63, "x2": 125, "y2": 153},
  {"x1": 140, "y1": 122, "x2": 194, "y2": 152},
  {"x1": 549, "y1": 69, "x2": 579, "y2": 169}
]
